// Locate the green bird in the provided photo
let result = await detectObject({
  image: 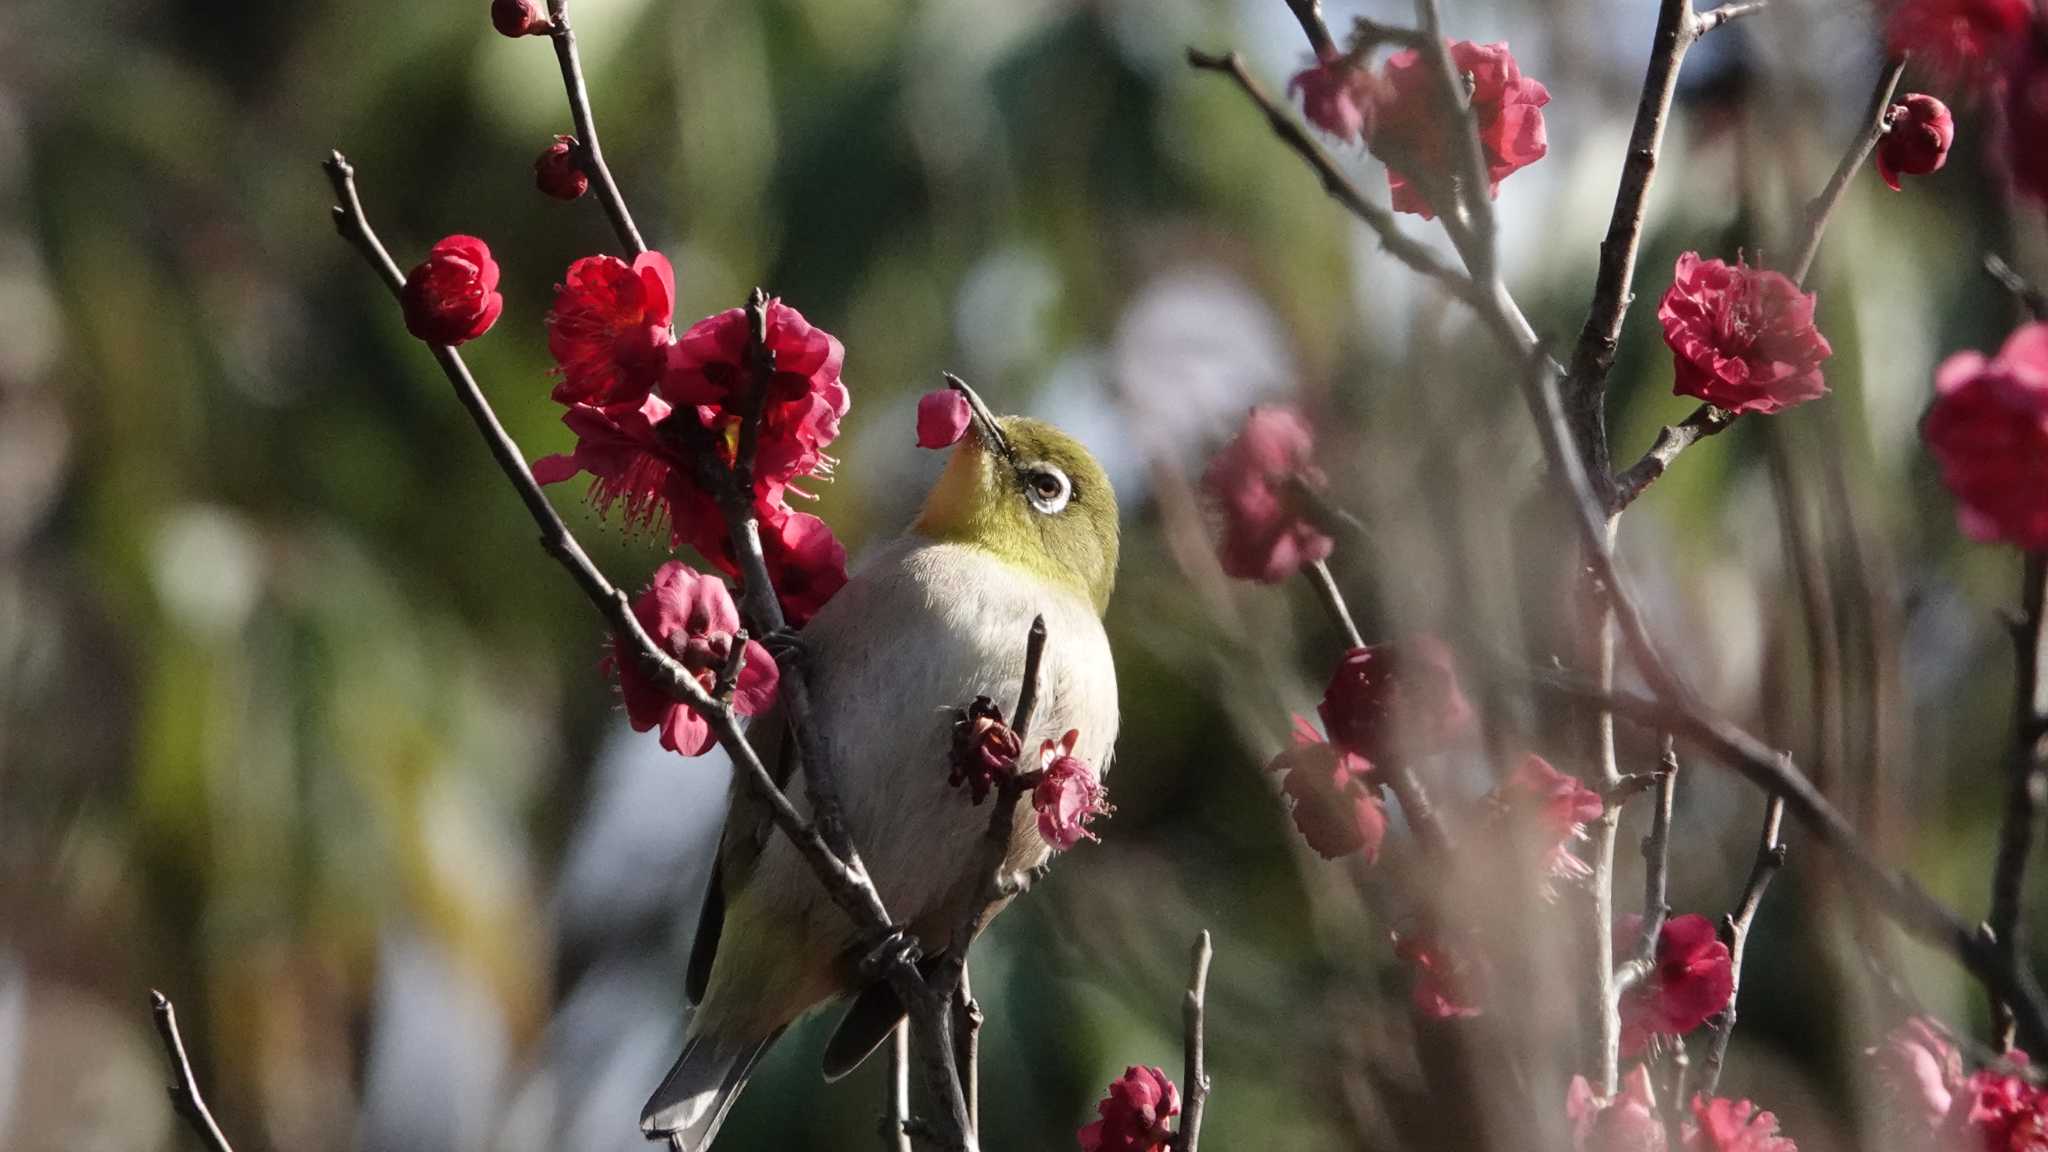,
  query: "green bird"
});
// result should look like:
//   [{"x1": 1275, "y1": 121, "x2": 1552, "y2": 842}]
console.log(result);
[{"x1": 640, "y1": 382, "x2": 1121, "y2": 1149}]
